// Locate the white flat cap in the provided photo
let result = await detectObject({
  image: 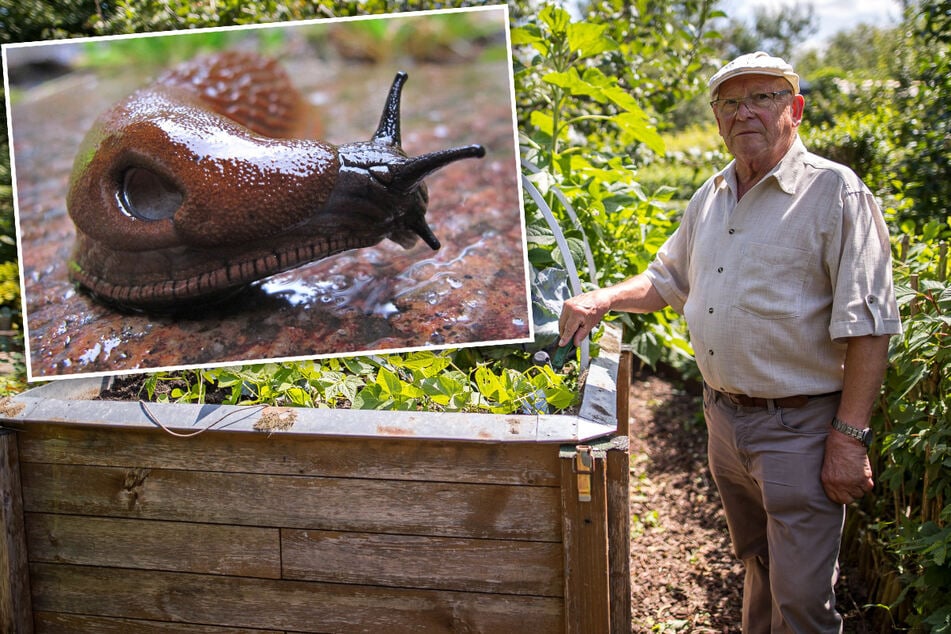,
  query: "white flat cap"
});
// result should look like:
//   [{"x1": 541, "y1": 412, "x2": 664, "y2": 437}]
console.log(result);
[{"x1": 708, "y1": 51, "x2": 800, "y2": 99}]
